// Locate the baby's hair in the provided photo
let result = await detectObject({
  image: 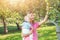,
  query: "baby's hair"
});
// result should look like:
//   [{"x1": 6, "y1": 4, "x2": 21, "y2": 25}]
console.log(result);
[
  {"x1": 24, "y1": 15, "x2": 30, "y2": 22},
  {"x1": 24, "y1": 11, "x2": 33, "y2": 22}
]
